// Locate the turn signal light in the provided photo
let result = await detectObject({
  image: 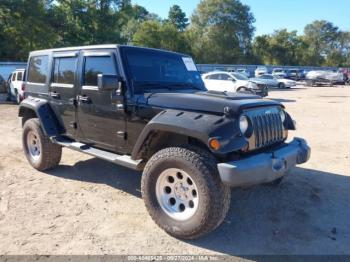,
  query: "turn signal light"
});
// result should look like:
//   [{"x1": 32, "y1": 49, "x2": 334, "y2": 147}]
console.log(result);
[{"x1": 209, "y1": 138, "x2": 221, "y2": 151}]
